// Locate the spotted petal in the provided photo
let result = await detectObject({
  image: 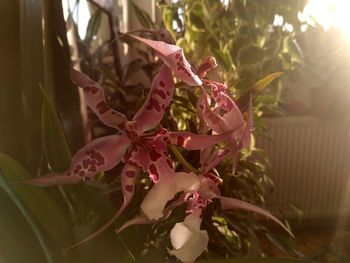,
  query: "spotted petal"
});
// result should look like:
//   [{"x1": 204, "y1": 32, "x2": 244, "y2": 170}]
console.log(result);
[
  {"x1": 219, "y1": 196, "x2": 293, "y2": 236},
  {"x1": 199, "y1": 87, "x2": 243, "y2": 134},
  {"x1": 66, "y1": 163, "x2": 140, "y2": 249},
  {"x1": 23, "y1": 135, "x2": 131, "y2": 186},
  {"x1": 129, "y1": 34, "x2": 202, "y2": 86},
  {"x1": 70, "y1": 67, "x2": 127, "y2": 130},
  {"x1": 169, "y1": 129, "x2": 241, "y2": 151},
  {"x1": 202, "y1": 148, "x2": 232, "y2": 174},
  {"x1": 198, "y1": 87, "x2": 245, "y2": 174},
  {"x1": 133, "y1": 64, "x2": 174, "y2": 134},
  {"x1": 119, "y1": 163, "x2": 141, "y2": 216}
]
